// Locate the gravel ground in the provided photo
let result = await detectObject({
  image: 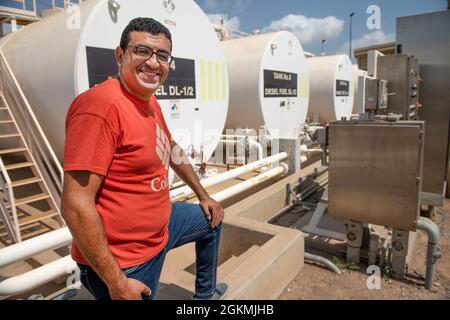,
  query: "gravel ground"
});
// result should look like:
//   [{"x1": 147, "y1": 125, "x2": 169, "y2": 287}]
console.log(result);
[{"x1": 279, "y1": 199, "x2": 450, "y2": 300}]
